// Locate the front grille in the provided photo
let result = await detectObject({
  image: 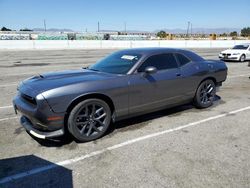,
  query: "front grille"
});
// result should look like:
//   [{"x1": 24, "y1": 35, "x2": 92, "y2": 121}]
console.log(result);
[
  {"x1": 21, "y1": 93, "x2": 37, "y2": 105},
  {"x1": 222, "y1": 53, "x2": 231, "y2": 56}
]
